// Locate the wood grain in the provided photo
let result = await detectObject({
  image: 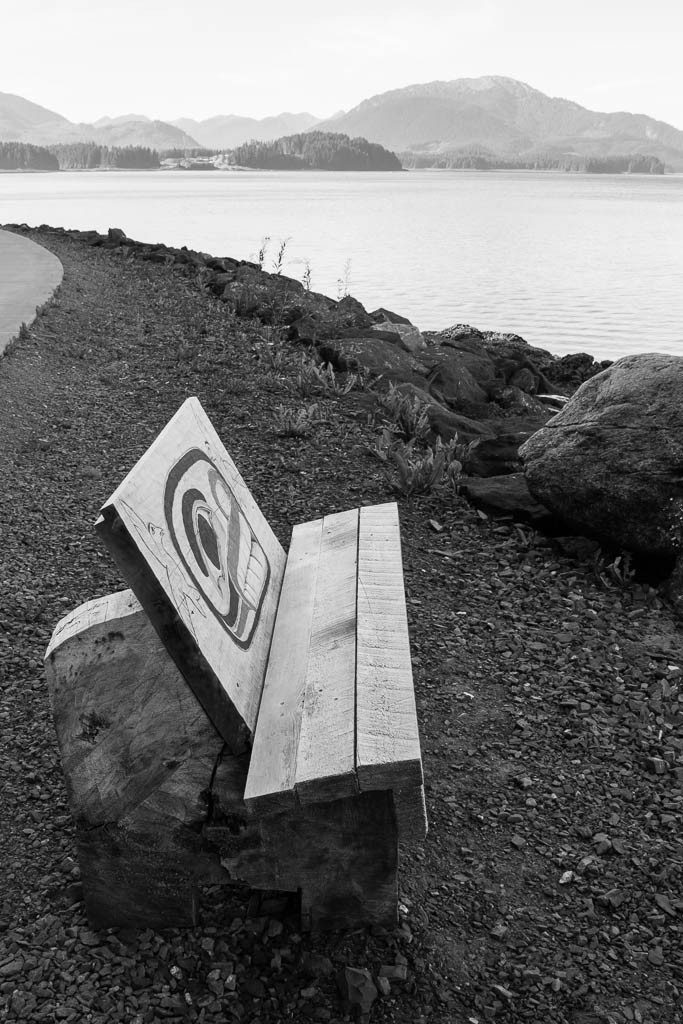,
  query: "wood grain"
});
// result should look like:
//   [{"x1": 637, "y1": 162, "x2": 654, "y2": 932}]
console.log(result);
[
  {"x1": 97, "y1": 397, "x2": 287, "y2": 750},
  {"x1": 45, "y1": 588, "x2": 227, "y2": 929},
  {"x1": 213, "y1": 789, "x2": 398, "y2": 933},
  {"x1": 356, "y1": 503, "x2": 424, "y2": 793},
  {"x1": 46, "y1": 590, "x2": 223, "y2": 826},
  {"x1": 294, "y1": 509, "x2": 359, "y2": 805},
  {"x1": 244, "y1": 518, "x2": 324, "y2": 813}
]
